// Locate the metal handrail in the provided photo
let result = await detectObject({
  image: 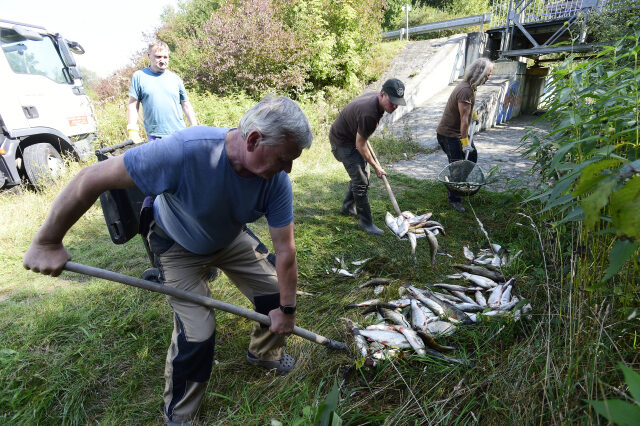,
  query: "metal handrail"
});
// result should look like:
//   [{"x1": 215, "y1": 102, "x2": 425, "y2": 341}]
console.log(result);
[{"x1": 383, "y1": 14, "x2": 492, "y2": 40}]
